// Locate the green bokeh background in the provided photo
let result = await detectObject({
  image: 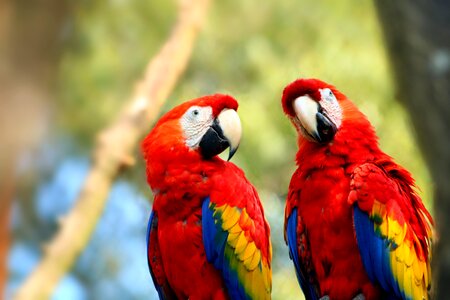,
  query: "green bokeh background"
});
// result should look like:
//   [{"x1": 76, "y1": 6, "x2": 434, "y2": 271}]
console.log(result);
[
  {"x1": 60, "y1": 0, "x2": 432, "y2": 198},
  {"x1": 30, "y1": 0, "x2": 434, "y2": 299}
]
